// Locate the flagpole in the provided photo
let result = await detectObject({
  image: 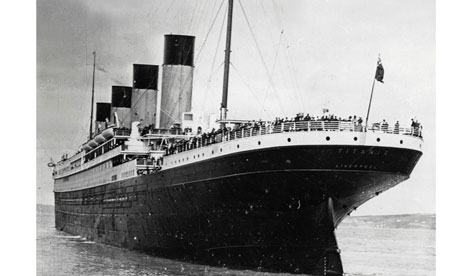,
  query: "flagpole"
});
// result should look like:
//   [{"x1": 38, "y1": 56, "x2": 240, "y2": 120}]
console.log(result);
[
  {"x1": 365, "y1": 54, "x2": 380, "y2": 131},
  {"x1": 364, "y1": 78, "x2": 376, "y2": 131}
]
